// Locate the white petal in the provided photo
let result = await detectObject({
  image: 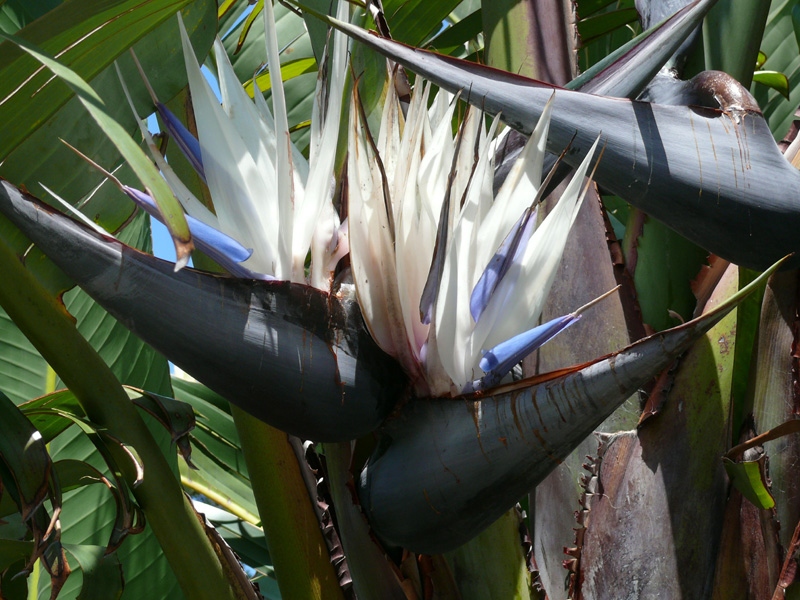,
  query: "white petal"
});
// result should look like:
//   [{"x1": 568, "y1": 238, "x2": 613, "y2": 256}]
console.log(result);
[
  {"x1": 469, "y1": 135, "x2": 601, "y2": 373},
  {"x1": 116, "y1": 61, "x2": 219, "y2": 229},
  {"x1": 433, "y1": 117, "x2": 500, "y2": 387},
  {"x1": 347, "y1": 95, "x2": 423, "y2": 380},
  {"x1": 178, "y1": 16, "x2": 280, "y2": 275},
  {"x1": 417, "y1": 96, "x2": 458, "y2": 227},
  {"x1": 262, "y1": 0, "x2": 295, "y2": 280},
  {"x1": 472, "y1": 96, "x2": 555, "y2": 280},
  {"x1": 347, "y1": 97, "x2": 399, "y2": 354},
  {"x1": 293, "y1": 0, "x2": 350, "y2": 284}
]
